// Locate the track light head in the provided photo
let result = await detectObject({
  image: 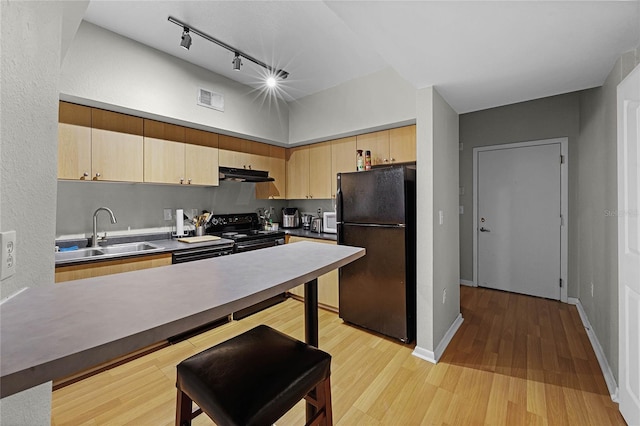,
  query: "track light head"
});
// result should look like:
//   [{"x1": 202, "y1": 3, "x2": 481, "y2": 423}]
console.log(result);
[
  {"x1": 180, "y1": 27, "x2": 192, "y2": 50},
  {"x1": 232, "y1": 53, "x2": 242, "y2": 71}
]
